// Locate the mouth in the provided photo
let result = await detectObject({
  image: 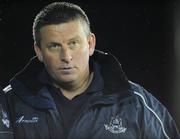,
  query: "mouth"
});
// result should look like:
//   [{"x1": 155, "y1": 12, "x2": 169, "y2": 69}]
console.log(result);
[
  {"x1": 60, "y1": 67, "x2": 74, "y2": 70},
  {"x1": 59, "y1": 67, "x2": 75, "y2": 73}
]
